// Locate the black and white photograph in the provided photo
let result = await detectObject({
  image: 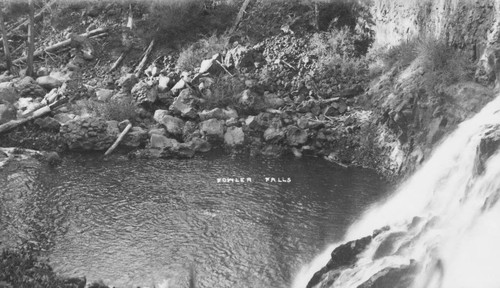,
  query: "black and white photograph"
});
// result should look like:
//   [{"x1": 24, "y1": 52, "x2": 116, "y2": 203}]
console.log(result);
[{"x1": 0, "y1": 0, "x2": 499, "y2": 287}]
